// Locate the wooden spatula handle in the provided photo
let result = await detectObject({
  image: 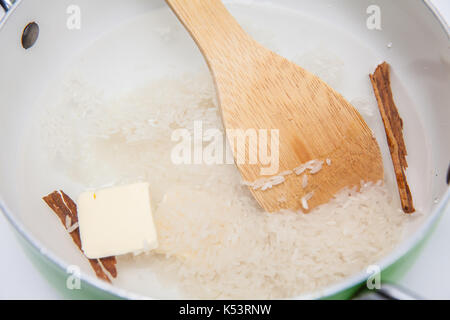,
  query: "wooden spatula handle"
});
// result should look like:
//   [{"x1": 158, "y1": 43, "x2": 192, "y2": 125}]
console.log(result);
[
  {"x1": 166, "y1": 0, "x2": 384, "y2": 212},
  {"x1": 166, "y1": 0, "x2": 254, "y2": 70}
]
